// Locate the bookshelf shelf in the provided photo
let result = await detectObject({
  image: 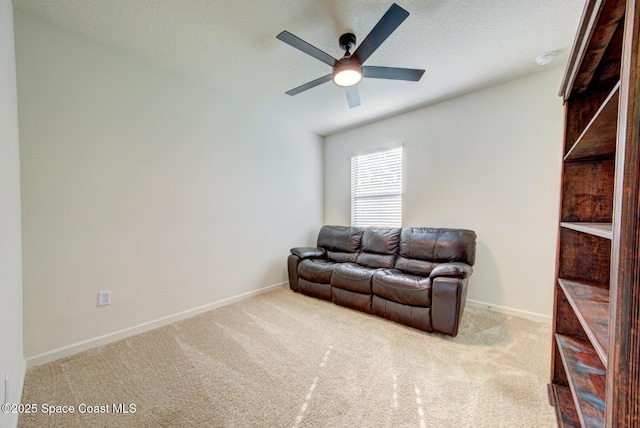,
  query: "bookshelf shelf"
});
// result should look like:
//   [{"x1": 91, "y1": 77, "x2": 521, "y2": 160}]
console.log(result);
[{"x1": 560, "y1": 223, "x2": 613, "y2": 240}]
